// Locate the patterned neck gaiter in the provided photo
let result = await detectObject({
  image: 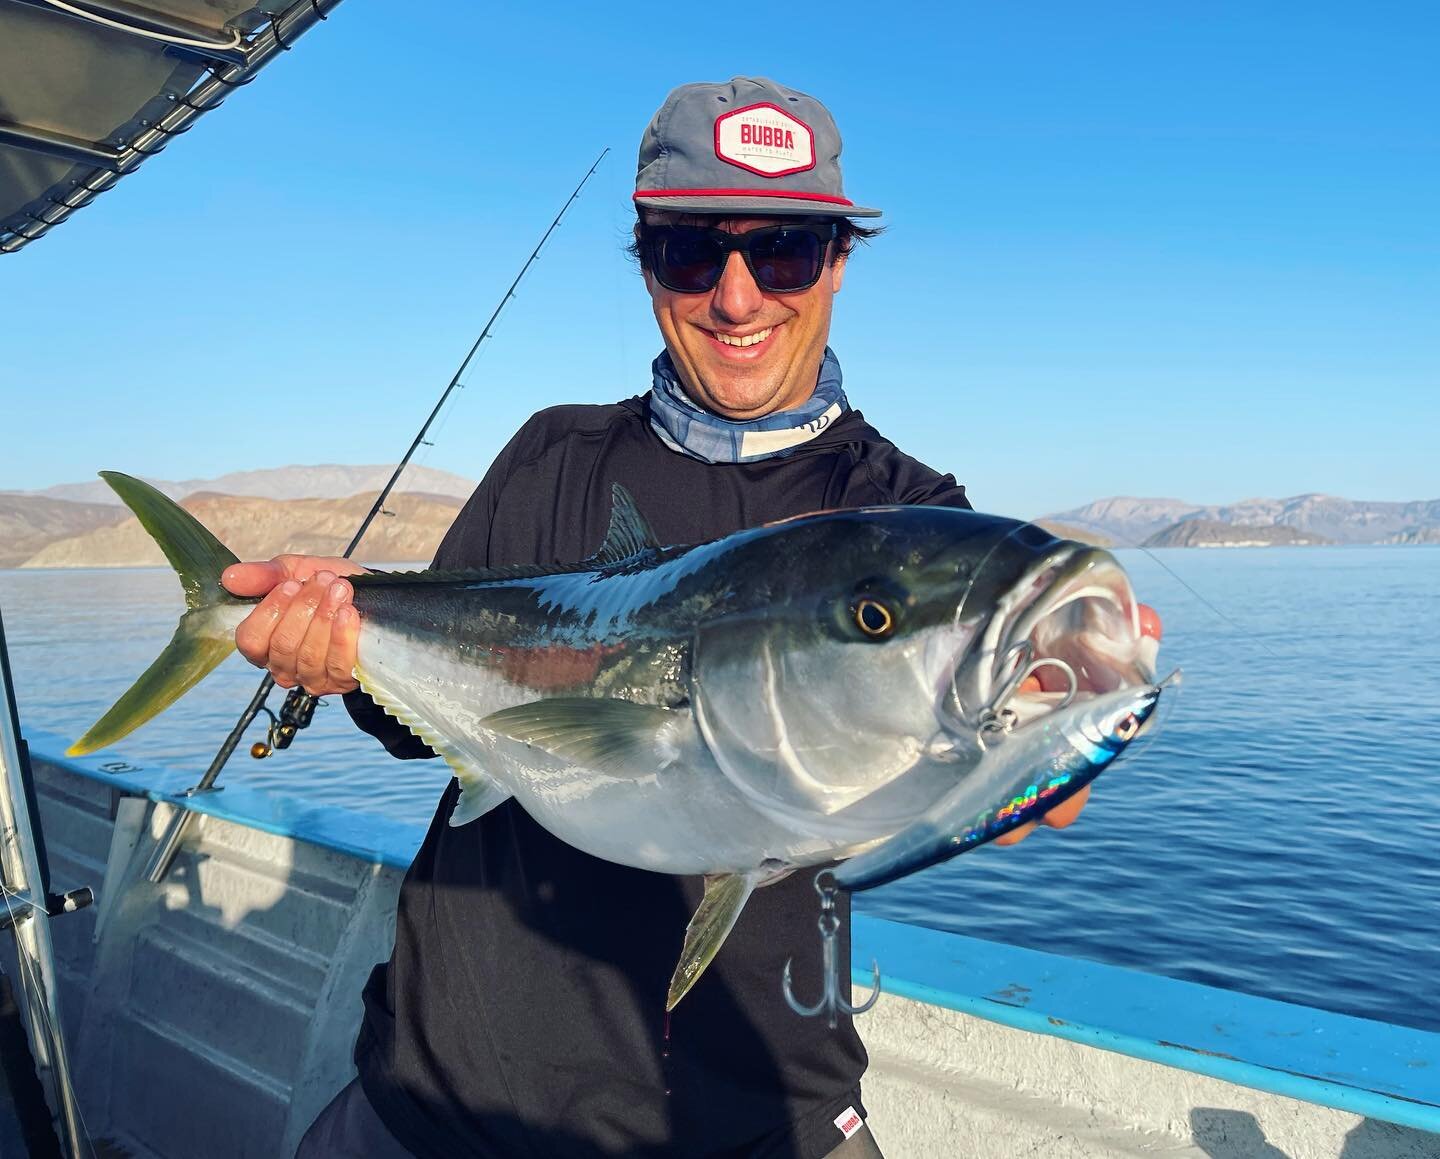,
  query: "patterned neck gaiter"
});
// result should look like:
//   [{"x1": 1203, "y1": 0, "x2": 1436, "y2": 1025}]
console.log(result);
[{"x1": 647, "y1": 346, "x2": 850, "y2": 464}]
